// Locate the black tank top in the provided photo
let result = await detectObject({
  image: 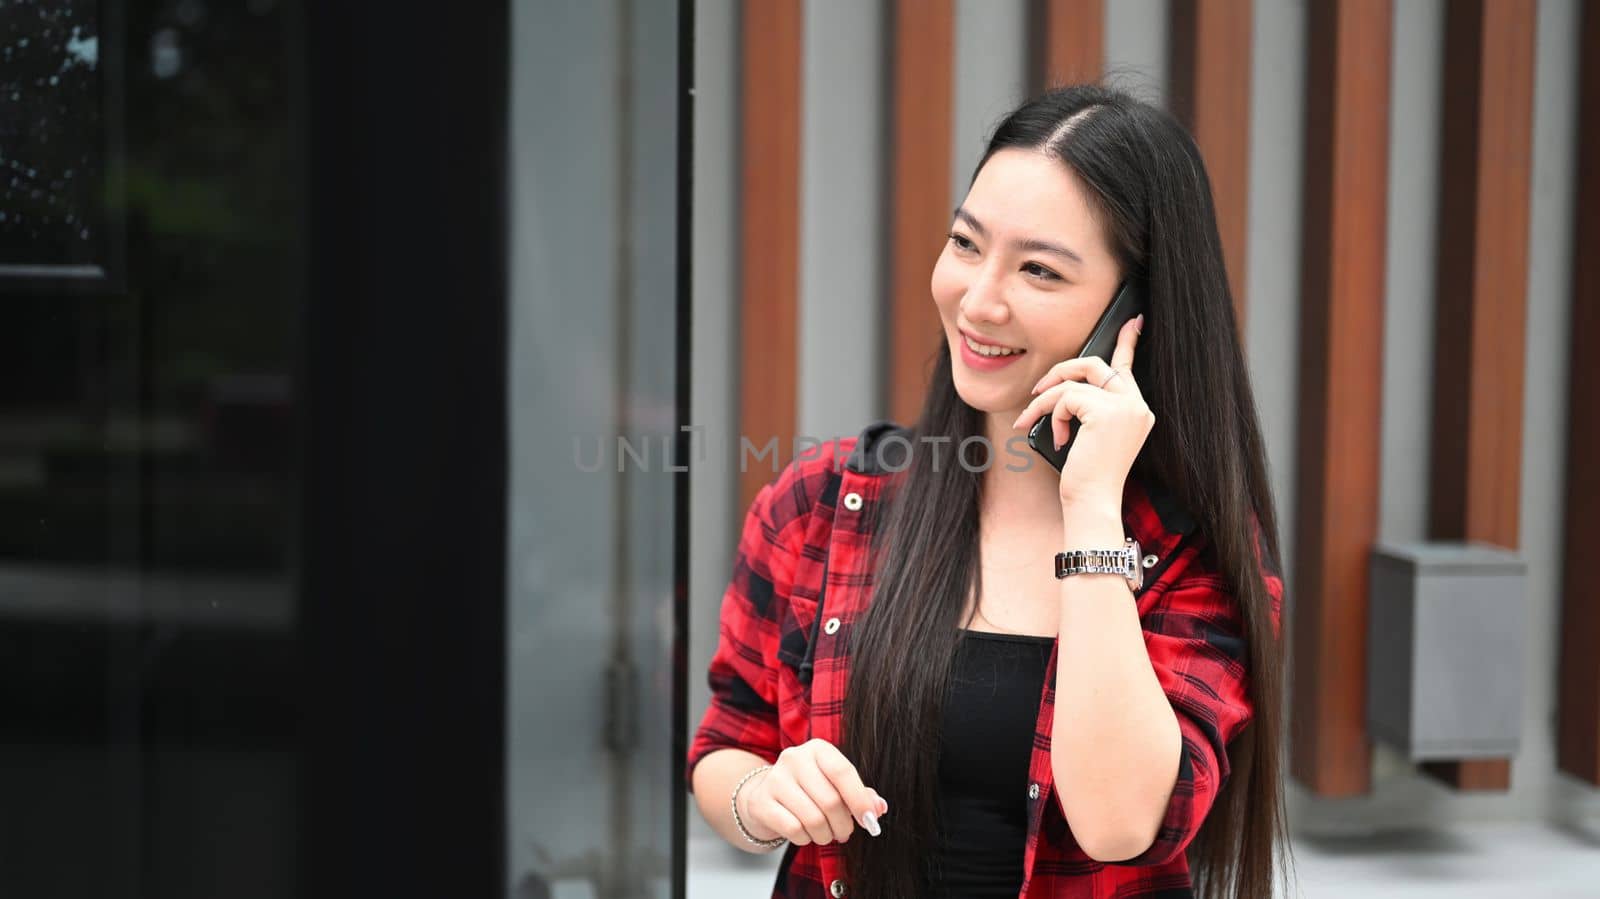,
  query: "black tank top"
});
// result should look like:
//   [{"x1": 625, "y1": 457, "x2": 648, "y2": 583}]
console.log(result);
[{"x1": 925, "y1": 628, "x2": 1055, "y2": 898}]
